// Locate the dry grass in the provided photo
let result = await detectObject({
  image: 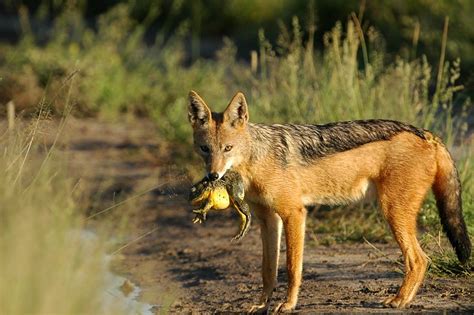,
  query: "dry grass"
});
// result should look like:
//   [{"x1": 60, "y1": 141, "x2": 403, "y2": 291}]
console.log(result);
[{"x1": 0, "y1": 103, "x2": 129, "y2": 314}]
